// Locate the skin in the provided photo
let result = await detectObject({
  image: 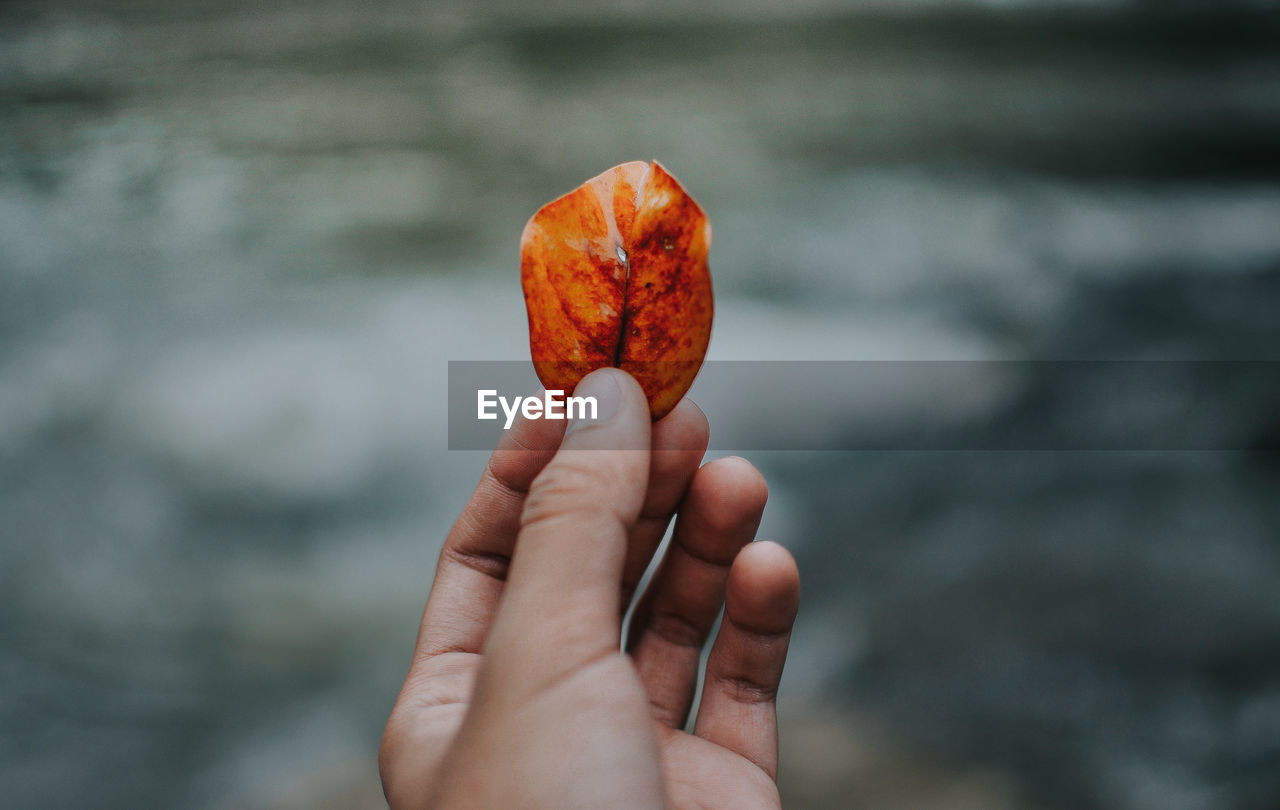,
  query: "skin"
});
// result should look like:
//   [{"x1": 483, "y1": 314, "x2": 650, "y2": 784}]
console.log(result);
[{"x1": 380, "y1": 368, "x2": 801, "y2": 809}]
